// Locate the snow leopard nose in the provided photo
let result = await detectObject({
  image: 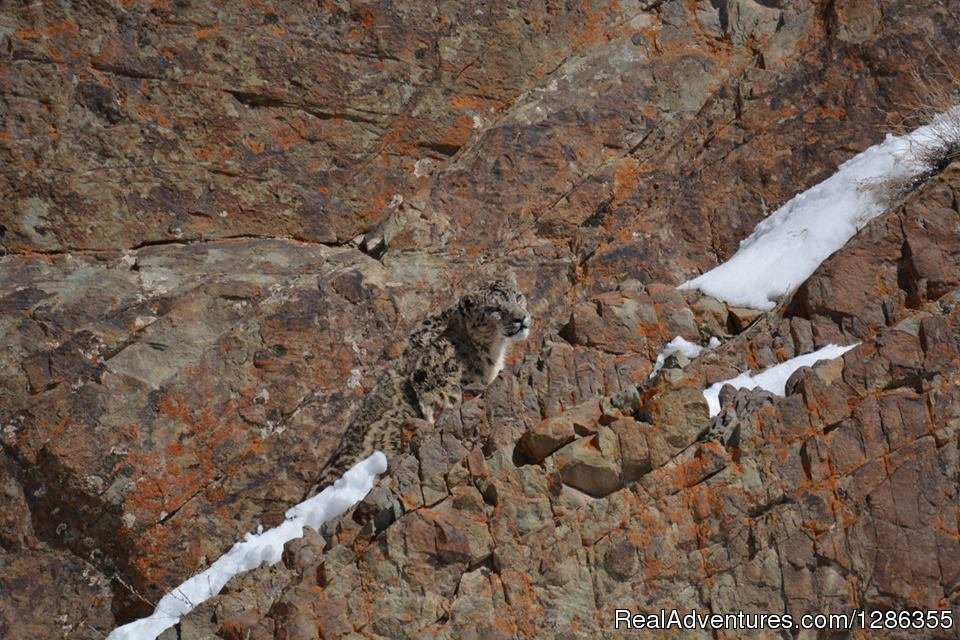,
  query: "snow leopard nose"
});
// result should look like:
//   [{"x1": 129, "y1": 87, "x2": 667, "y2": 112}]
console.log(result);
[{"x1": 509, "y1": 315, "x2": 531, "y2": 333}]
